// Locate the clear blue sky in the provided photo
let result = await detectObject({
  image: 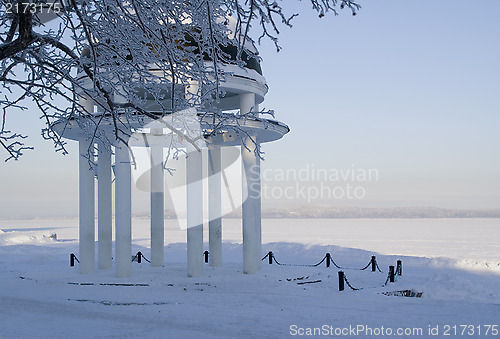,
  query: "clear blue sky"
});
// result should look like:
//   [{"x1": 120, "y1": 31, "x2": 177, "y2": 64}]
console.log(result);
[{"x1": 1, "y1": 0, "x2": 499, "y2": 218}]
